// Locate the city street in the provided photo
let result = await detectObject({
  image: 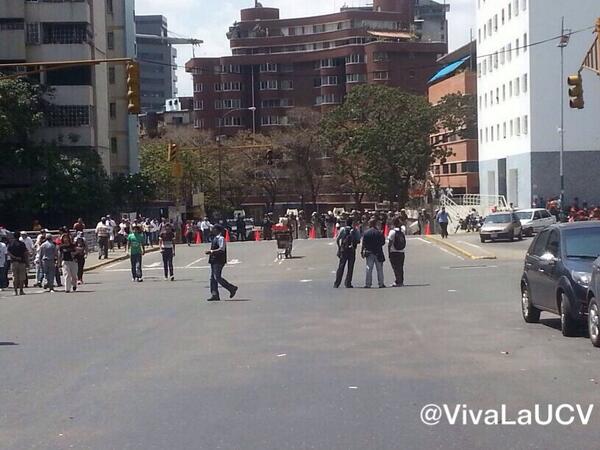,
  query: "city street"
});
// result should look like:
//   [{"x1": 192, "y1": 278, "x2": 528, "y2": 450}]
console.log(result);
[{"x1": 2, "y1": 237, "x2": 600, "y2": 449}]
